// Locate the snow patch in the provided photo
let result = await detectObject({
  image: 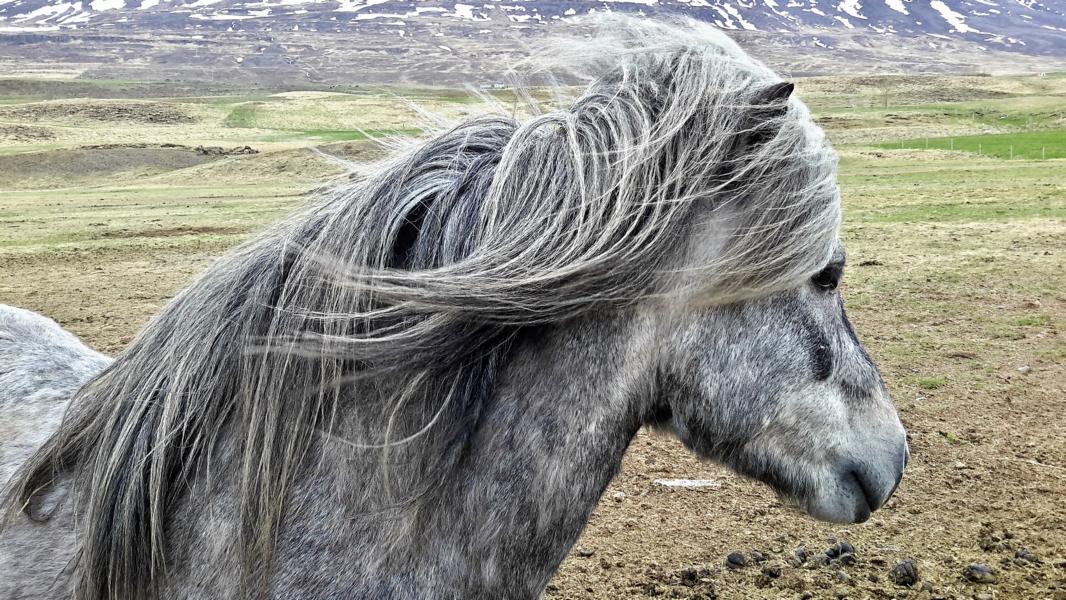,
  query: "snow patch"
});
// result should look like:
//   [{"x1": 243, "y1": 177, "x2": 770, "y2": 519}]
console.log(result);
[
  {"x1": 837, "y1": 0, "x2": 866, "y2": 19},
  {"x1": 334, "y1": 0, "x2": 388, "y2": 12},
  {"x1": 14, "y1": 1, "x2": 77, "y2": 21},
  {"x1": 353, "y1": 11, "x2": 408, "y2": 19},
  {"x1": 930, "y1": 0, "x2": 982, "y2": 33},
  {"x1": 452, "y1": 3, "x2": 477, "y2": 20},
  {"x1": 722, "y1": 3, "x2": 756, "y2": 30},
  {"x1": 762, "y1": 0, "x2": 790, "y2": 17},
  {"x1": 884, "y1": 0, "x2": 907, "y2": 15},
  {"x1": 89, "y1": 0, "x2": 123, "y2": 10}
]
